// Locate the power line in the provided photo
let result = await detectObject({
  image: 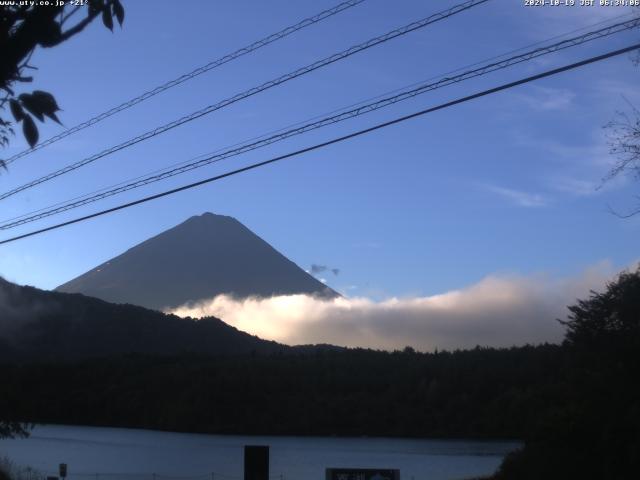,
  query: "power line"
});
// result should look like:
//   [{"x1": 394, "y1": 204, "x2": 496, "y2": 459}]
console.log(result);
[
  {"x1": 0, "y1": 0, "x2": 490, "y2": 201},
  {"x1": 2, "y1": 16, "x2": 638, "y2": 230},
  {"x1": 3, "y1": 0, "x2": 367, "y2": 166},
  {"x1": 24, "y1": 2, "x2": 626, "y2": 228},
  {"x1": 1, "y1": 42, "x2": 637, "y2": 246},
  {"x1": 5, "y1": 9, "x2": 632, "y2": 229}
]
